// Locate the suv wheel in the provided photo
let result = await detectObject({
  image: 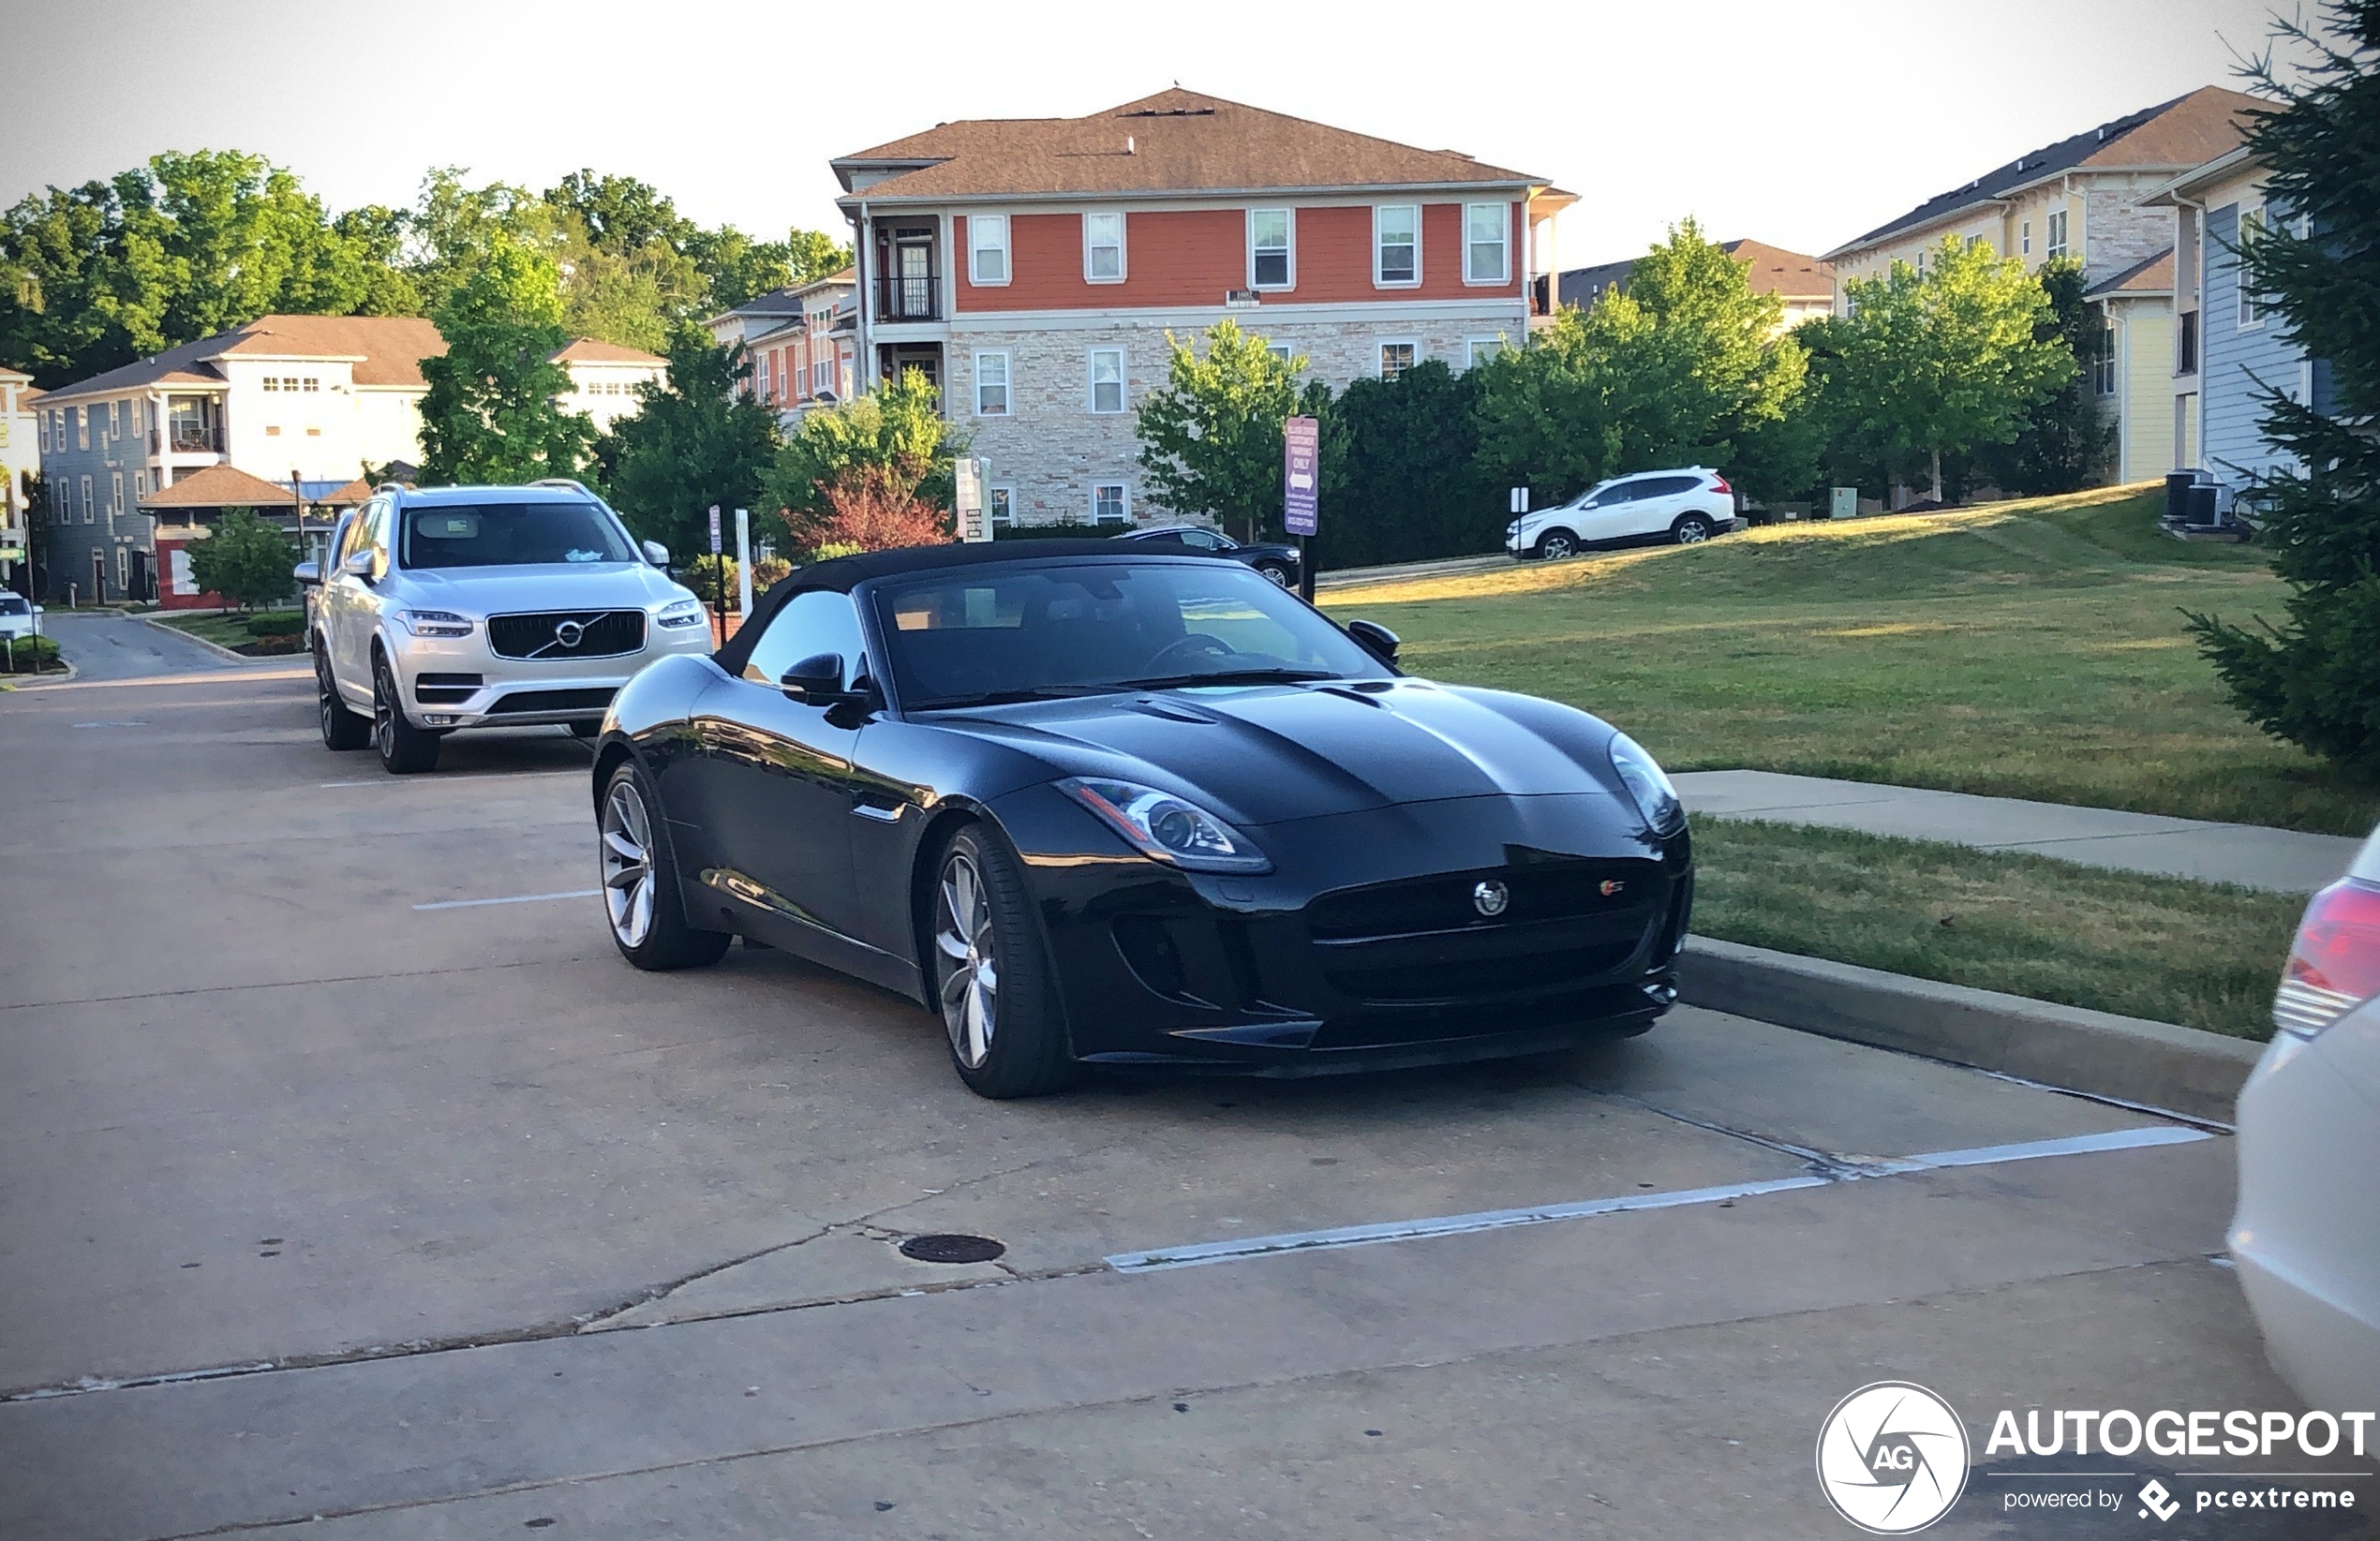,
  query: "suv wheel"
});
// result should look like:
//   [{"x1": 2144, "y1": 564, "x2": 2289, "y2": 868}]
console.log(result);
[
  {"x1": 1535, "y1": 529, "x2": 1580, "y2": 561},
  {"x1": 1253, "y1": 559, "x2": 1294, "y2": 588},
  {"x1": 317, "y1": 643, "x2": 368, "y2": 750},
  {"x1": 371, "y1": 653, "x2": 441, "y2": 774},
  {"x1": 600, "y1": 761, "x2": 730, "y2": 970},
  {"x1": 1672, "y1": 513, "x2": 1715, "y2": 545},
  {"x1": 932, "y1": 824, "x2": 1074, "y2": 1098}
]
